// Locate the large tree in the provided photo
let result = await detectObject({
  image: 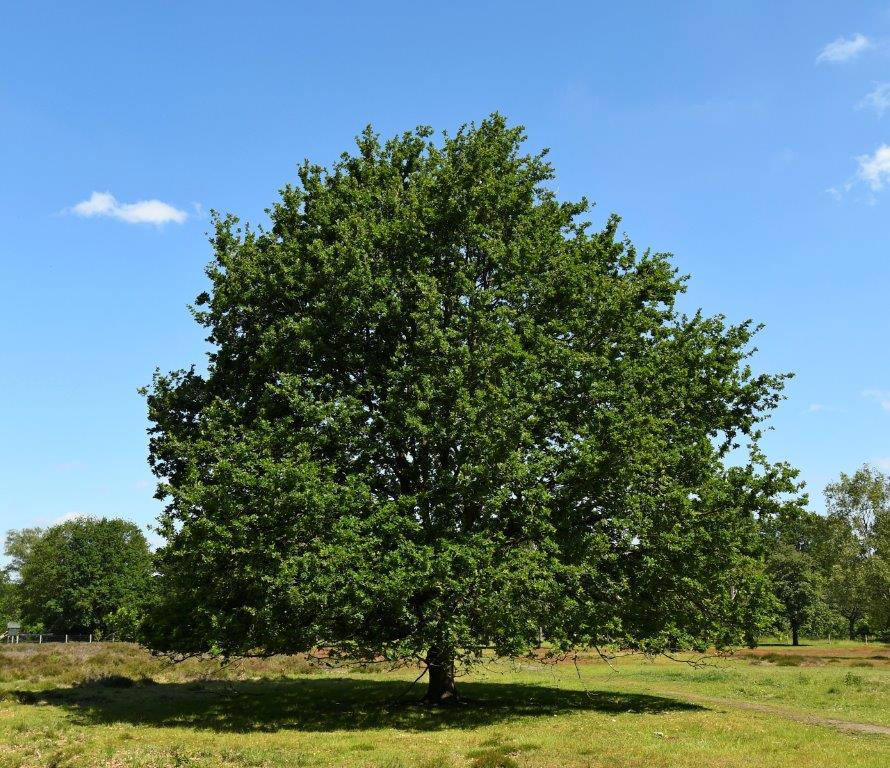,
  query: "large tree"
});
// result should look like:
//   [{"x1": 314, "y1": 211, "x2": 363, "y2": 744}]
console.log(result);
[
  {"x1": 17, "y1": 517, "x2": 152, "y2": 636},
  {"x1": 144, "y1": 115, "x2": 792, "y2": 702}
]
